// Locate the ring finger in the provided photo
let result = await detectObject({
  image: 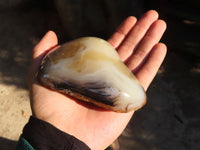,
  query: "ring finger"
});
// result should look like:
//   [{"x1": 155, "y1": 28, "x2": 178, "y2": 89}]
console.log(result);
[{"x1": 126, "y1": 19, "x2": 167, "y2": 72}]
